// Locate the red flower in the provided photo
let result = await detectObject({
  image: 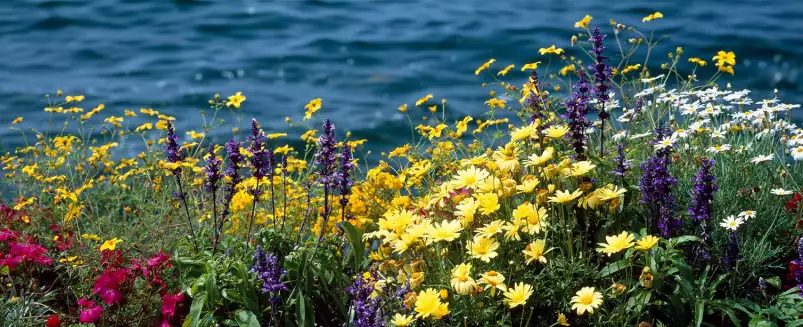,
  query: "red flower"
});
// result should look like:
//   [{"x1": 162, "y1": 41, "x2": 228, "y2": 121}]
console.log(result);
[
  {"x1": 786, "y1": 192, "x2": 803, "y2": 212},
  {"x1": 77, "y1": 298, "x2": 103, "y2": 324},
  {"x1": 46, "y1": 314, "x2": 60, "y2": 327},
  {"x1": 132, "y1": 251, "x2": 172, "y2": 294},
  {"x1": 0, "y1": 252, "x2": 22, "y2": 270}
]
